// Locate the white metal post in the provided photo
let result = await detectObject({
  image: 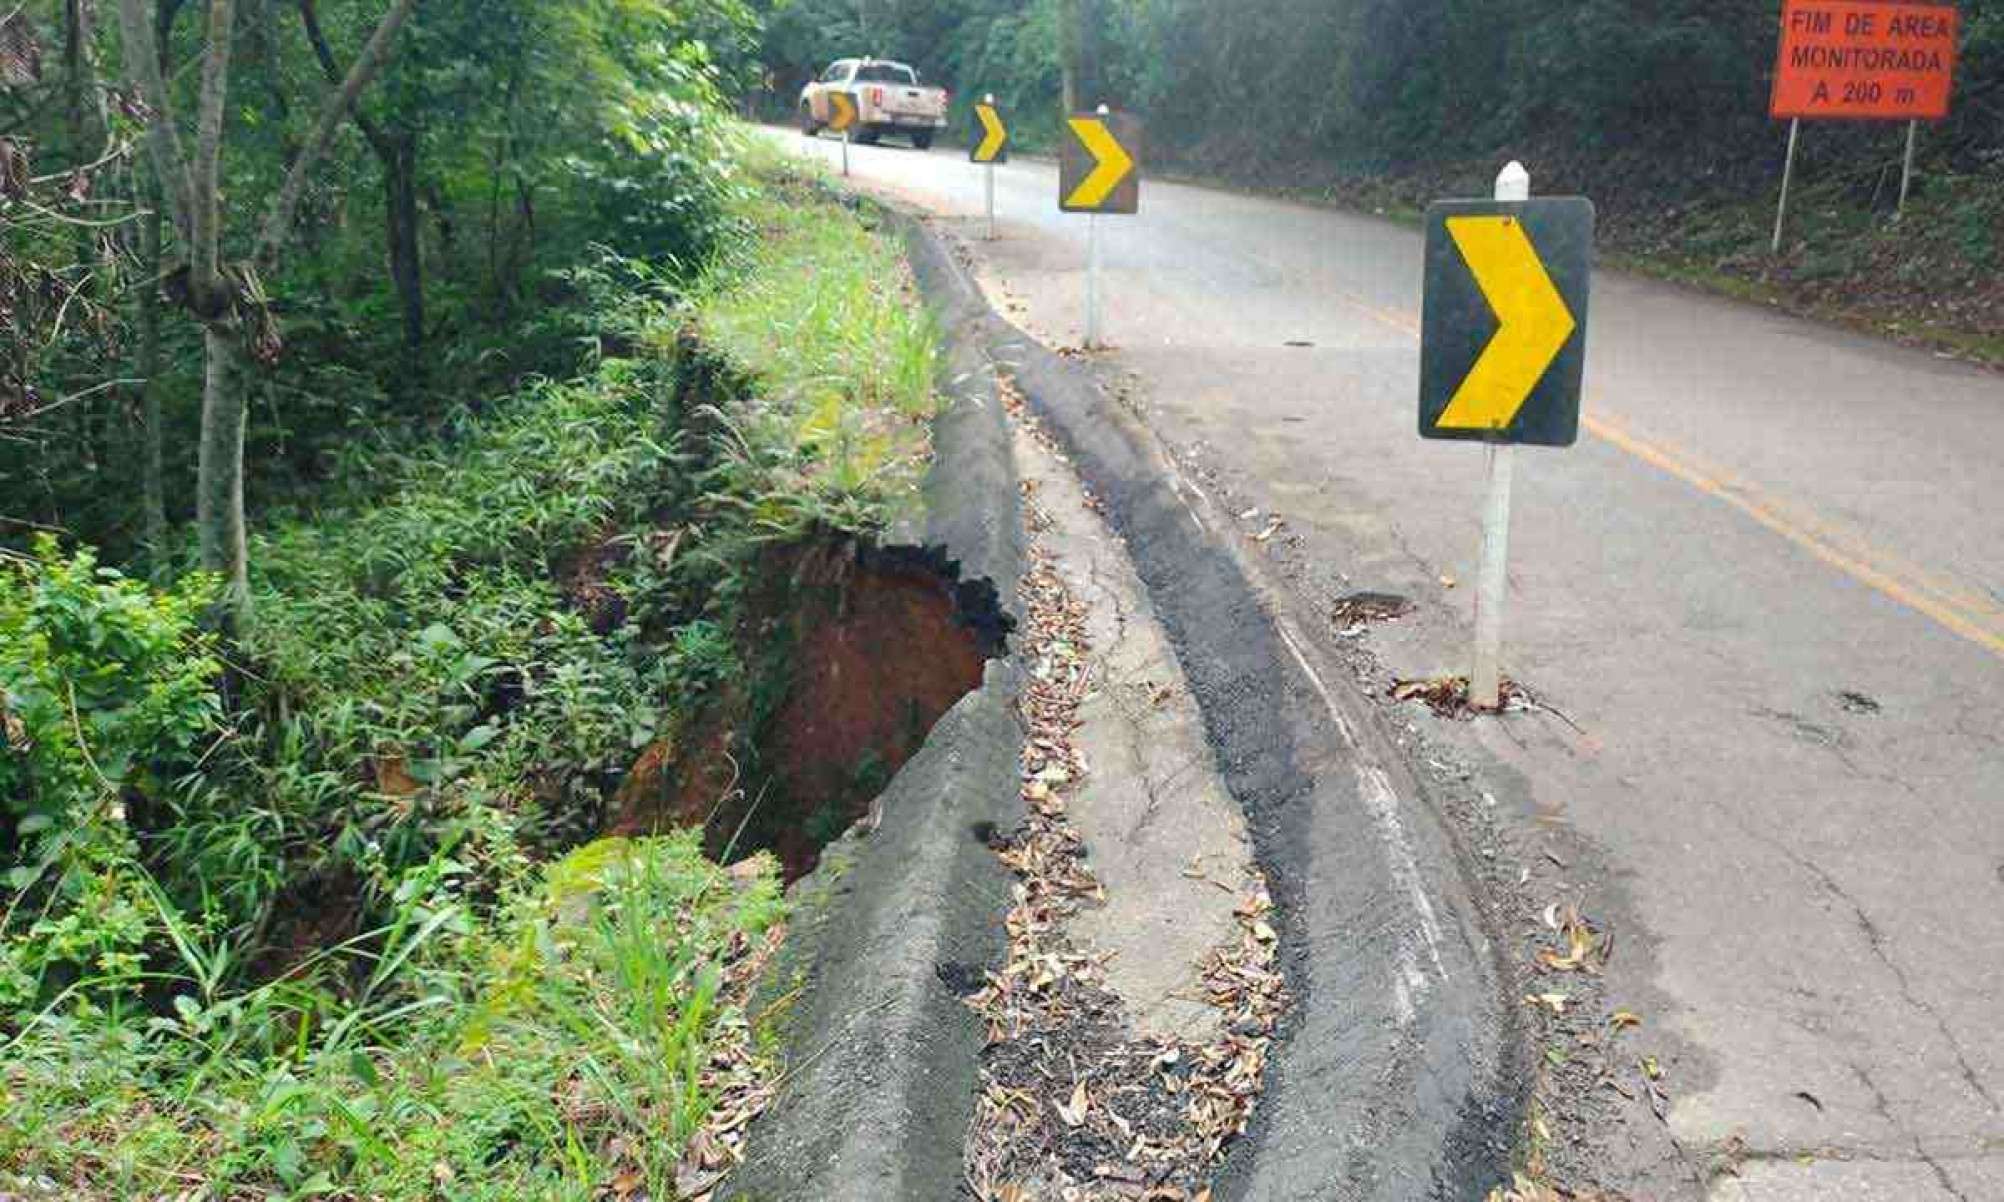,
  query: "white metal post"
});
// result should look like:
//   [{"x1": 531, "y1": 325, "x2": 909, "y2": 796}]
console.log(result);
[
  {"x1": 1082, "y1": 103, "x2": 1111, "y2": 348},
  {"x1": 1897, "y1": 120, "x2": 1918, "y2": 216},
  {"x1": 1772, "y1": 117, "x2": 1801, "y2": 254},
  {"x1": 1472, "y1": 442, "x2": 1517, "y2": 711},
  {"x1": 984, "y1": 93, "x2": 998, "y2": 240},
  {"x1": 842, "y1": 128, "x2": 851, "y2": 177},
  {"x1": 1470, "y1": 160, "x2": 1531, "y2": 713},
  {"x1": 1085, "y1": 213, "x2": 1103, "y2": 348}
]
